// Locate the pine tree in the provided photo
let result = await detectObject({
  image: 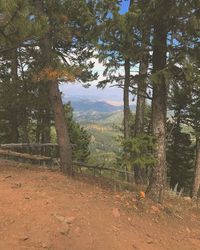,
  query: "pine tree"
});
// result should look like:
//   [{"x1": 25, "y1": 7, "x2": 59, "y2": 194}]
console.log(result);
[
  {"x1": 145, "y1": 1, "x2": 171, "y2": 202},
  {"x1": 64, "y1": 103, "x2": 91, "y2": 163},
  {"x1": 1, "y1": 0, "x2": 99, "y2": 175},
  {"x1": 97, "y1": 1, "x2": 141, "y2": 138},
  {"x1": 32, "y1": 0, "x2": 101, "y2": 175},
  {"x1": 167, "y1": 123, "x2": 194, "y2": 194}
]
